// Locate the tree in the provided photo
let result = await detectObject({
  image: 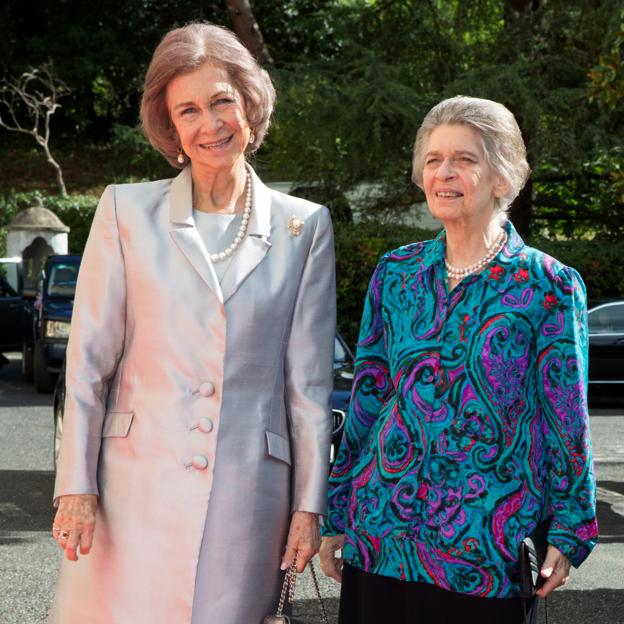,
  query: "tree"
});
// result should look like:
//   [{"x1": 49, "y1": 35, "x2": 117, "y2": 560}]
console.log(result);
[
  {"x1": 224, "y1": 0, "x2": 274, "y2": 65},
  {"x1": 0, "y1": 67, "x2": 68, "y2": 195},
  {"x1": 264, "y1": 0, "x2": 624, "y2": 237}
]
